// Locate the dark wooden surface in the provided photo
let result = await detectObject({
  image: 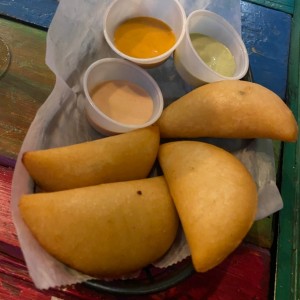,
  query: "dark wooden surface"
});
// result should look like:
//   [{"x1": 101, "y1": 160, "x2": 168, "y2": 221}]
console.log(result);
[{"x1": 0, "y1": 1, "x2": 295, "y2": 299}]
